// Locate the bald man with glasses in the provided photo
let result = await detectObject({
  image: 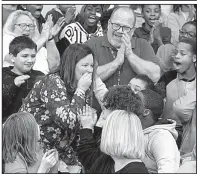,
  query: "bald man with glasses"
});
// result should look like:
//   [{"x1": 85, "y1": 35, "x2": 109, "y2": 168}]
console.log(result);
[{"x1": 86, "y1": 6, "x2": 161, "y2": 90}]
